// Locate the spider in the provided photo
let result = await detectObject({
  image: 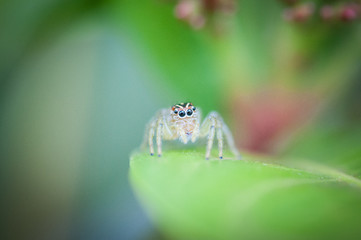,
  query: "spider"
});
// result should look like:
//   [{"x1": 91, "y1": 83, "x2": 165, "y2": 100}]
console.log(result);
[{"x1": 142, "y1": 102, "x2": 241, "y2": 160}]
